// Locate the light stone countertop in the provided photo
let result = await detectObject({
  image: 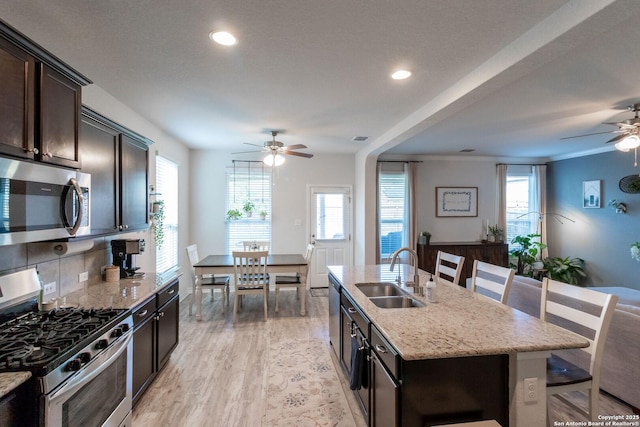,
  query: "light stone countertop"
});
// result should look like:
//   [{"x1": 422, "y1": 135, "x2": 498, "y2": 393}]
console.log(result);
[
  {"x1": 0, "y1": 372, "x2": 32, "y2": 398},
  {"x1": 329, "y1": 264, "x2": 589, "y2": 361},
  {"x1": 62, "y1": 271, "x2": 182, "y2": 310}
]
